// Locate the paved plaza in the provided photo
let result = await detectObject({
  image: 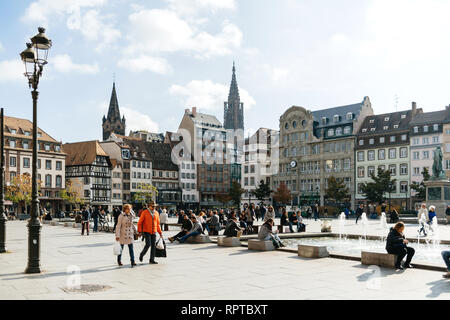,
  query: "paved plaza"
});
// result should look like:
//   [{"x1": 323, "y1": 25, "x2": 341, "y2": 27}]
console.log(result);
[{"x1": 0, "y1": 219, "x2": 449, "y2": 300}]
